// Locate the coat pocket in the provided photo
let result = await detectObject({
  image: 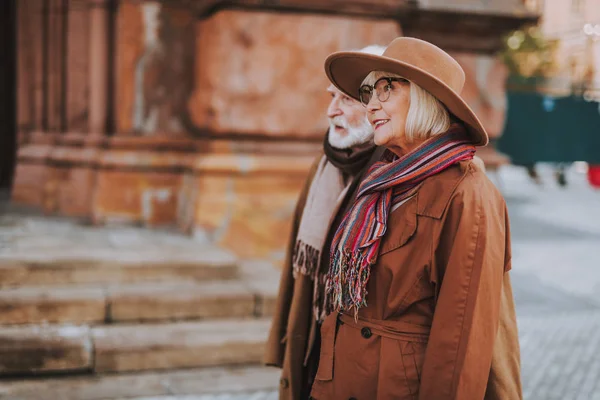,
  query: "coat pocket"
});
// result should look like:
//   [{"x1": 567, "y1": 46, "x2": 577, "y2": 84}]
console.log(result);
[
  {"x1": 314, "y1": 313, "x2": 337, "y2": 382},
  {"x1": 399, "y1": 341, "x2": 427, "y2": 398},
  {"x1": 379, "y1": 197, "x2": 418, "y2": 255}
]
